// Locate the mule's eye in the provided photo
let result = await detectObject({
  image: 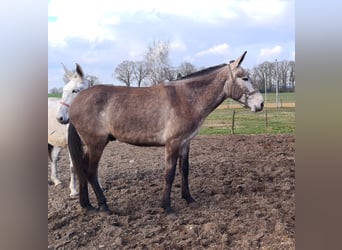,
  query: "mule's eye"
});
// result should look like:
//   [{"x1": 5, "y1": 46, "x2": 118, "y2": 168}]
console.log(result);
[
  {"x1": 242, "y1": 77, "x2": 249, "y2": 81},
  {"x1": 72, "y1": 89, "x2": 79, "y2": 93}
]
